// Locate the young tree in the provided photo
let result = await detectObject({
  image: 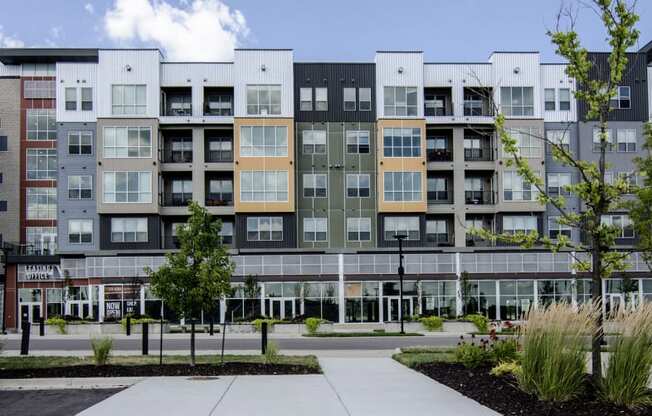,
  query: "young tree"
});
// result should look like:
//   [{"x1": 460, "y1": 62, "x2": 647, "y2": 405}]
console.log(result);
[
  {"x1": 147, "y1": 201, "x2": 233, "y2": 366},
  {"x1": 472, "y1": 0, "x2": 640, "y2": 381},
  {"x1": 631, "y1": 123, "x2": 652, "y2": 269},
  {"x1": 242, "y1": 275, "x2": 261, "y2": 319}
]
